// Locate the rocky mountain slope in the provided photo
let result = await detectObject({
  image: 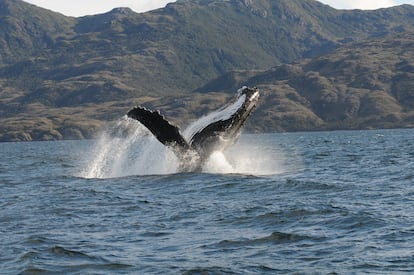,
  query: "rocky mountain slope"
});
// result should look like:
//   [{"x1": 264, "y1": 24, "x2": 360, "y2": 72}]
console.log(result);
[
  {"x1": 1, "y1": 0, "x2": 414, "y2": 141},
  {"x1": 198, "y1": 31, "x2": 414, "y2": 131}
]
